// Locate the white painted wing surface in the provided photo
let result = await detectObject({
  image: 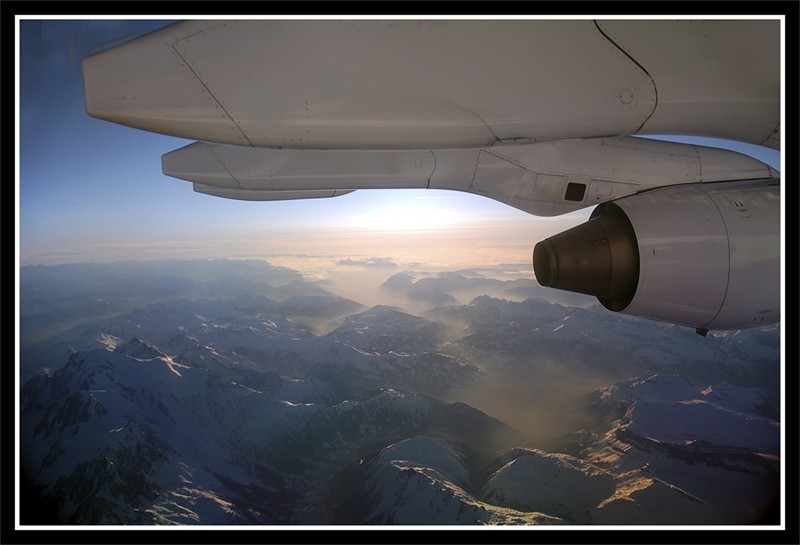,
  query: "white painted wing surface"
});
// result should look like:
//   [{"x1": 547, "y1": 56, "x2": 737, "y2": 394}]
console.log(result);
[
  {"x1": 83, "y1": 19, "x2": 779, "y2": 150},
  {"x1": 163, "y1": 137, "x2": 778, "y2": 215}
]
